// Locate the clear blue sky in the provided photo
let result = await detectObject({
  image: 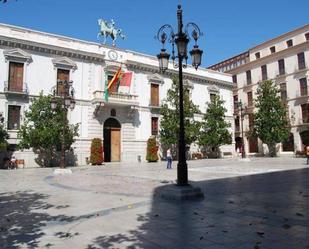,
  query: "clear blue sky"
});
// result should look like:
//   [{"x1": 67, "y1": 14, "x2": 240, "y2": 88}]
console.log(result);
[{"x1": 0, "y1": 0, "x2": 308, "y2": 67}]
